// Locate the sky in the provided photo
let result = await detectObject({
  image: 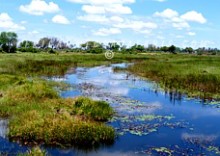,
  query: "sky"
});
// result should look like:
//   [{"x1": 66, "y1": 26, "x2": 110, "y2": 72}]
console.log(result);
[{"x1": 0, "y1": 0, "x2": 220, "y2": 48}]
